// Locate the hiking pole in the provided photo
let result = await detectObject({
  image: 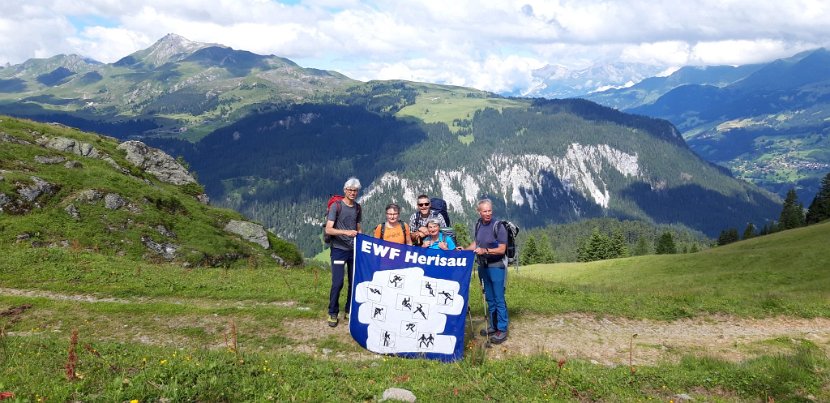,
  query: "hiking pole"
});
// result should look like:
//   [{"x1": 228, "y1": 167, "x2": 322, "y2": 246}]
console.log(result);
[
  {"x1": 467, "y1": 268, "x2": 477, "y2": 340},
  {"x1": 479, "y1": 274, "x2": 492, "y2": 348},
  {"x1": 474, "y1": 245, "x2": 494, "y2": 347}
]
